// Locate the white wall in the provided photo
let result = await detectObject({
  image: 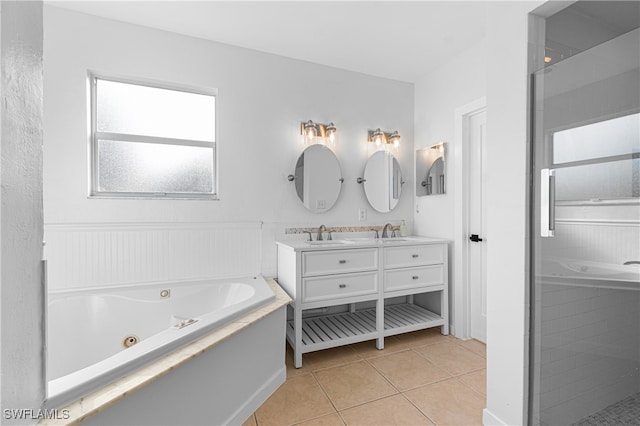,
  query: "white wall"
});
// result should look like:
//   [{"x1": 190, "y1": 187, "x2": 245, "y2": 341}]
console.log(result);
[
  {"x1": 43, "y1": 6, "x2": 415, "y2": 282},
  {"x1": 413, "y1": 38, "x2": 487, "y2": 336},
  {"x1": 414, "y1": 2, "x2": 543, "y2": 425},
  {"x1": 484, "y1": 3, "x2": 543, "y2": 424},
  {"x1": 414, "y1": 38, "x2": 487, "y2": 239},
  {"x1": 0, "y1": 1, "x2": 46, "y2": 423}
]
